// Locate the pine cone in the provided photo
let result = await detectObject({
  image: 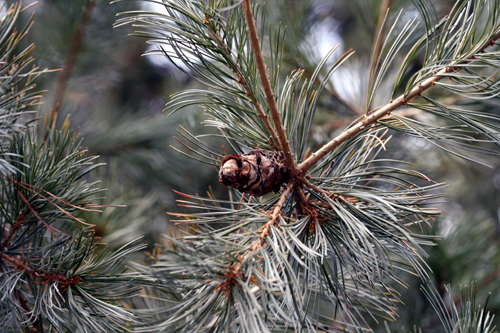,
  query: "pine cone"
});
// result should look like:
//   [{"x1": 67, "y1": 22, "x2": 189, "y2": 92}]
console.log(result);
[{"x1": 219, "y1": 149, "x2": 289, "y2": 196}]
